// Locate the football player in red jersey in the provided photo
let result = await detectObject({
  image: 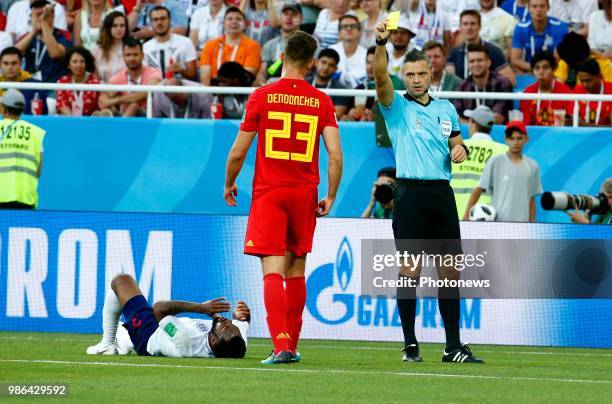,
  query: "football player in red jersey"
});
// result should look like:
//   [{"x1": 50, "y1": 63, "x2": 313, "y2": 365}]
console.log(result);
[{"x1": 224, "y1": 30, "x2": 343, "y2": 365}]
